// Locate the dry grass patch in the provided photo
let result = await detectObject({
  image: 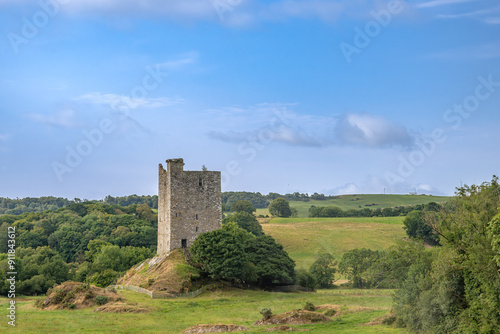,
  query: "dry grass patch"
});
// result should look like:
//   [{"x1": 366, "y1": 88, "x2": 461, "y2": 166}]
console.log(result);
[
  {"x1": 183, "y1": 324, "x2": 249, "y2": 333},
  {"x1": 93, "y1": 301, "x2": 149, "y2": 313}
]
